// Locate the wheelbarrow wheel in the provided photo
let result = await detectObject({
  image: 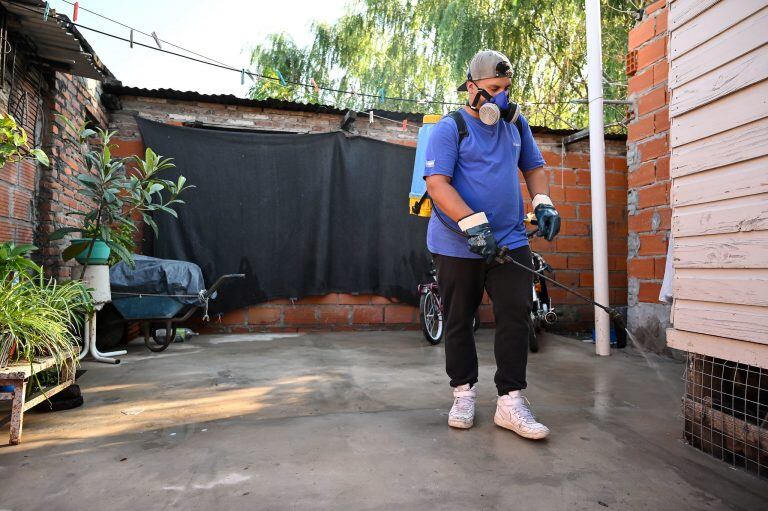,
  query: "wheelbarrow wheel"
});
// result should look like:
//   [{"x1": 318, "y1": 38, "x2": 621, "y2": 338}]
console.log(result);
[{"x1": 144, "y1": 322, "x2": 176, "y2": 352}]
